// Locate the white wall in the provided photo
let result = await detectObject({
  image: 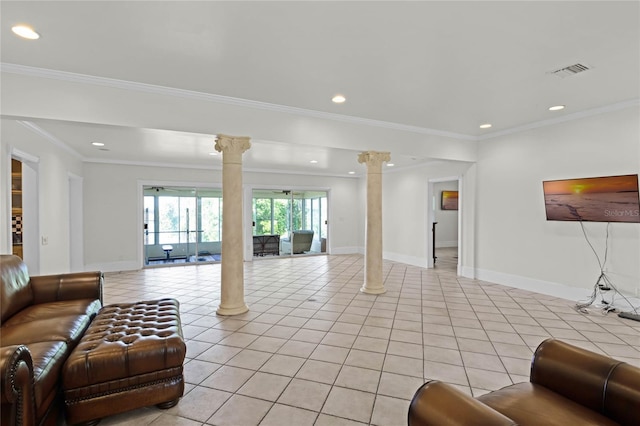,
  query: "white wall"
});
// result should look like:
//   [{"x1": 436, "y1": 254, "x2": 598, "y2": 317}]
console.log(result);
[
  {"x1": 83, "y1": 162, "x2": 362, "y2": 271},
  {"x1": 433, "y1": 181, "x2": 459, "y2": 248},
  {"x1": 474, "y1": 107, "x2": 640, "y2": 300},
  {"x1": 381, "y1": 161, "x2": 473, "y2": 267},
  {"x1": 1, "y1": 119, "x2": 84, "y2": 274}
]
